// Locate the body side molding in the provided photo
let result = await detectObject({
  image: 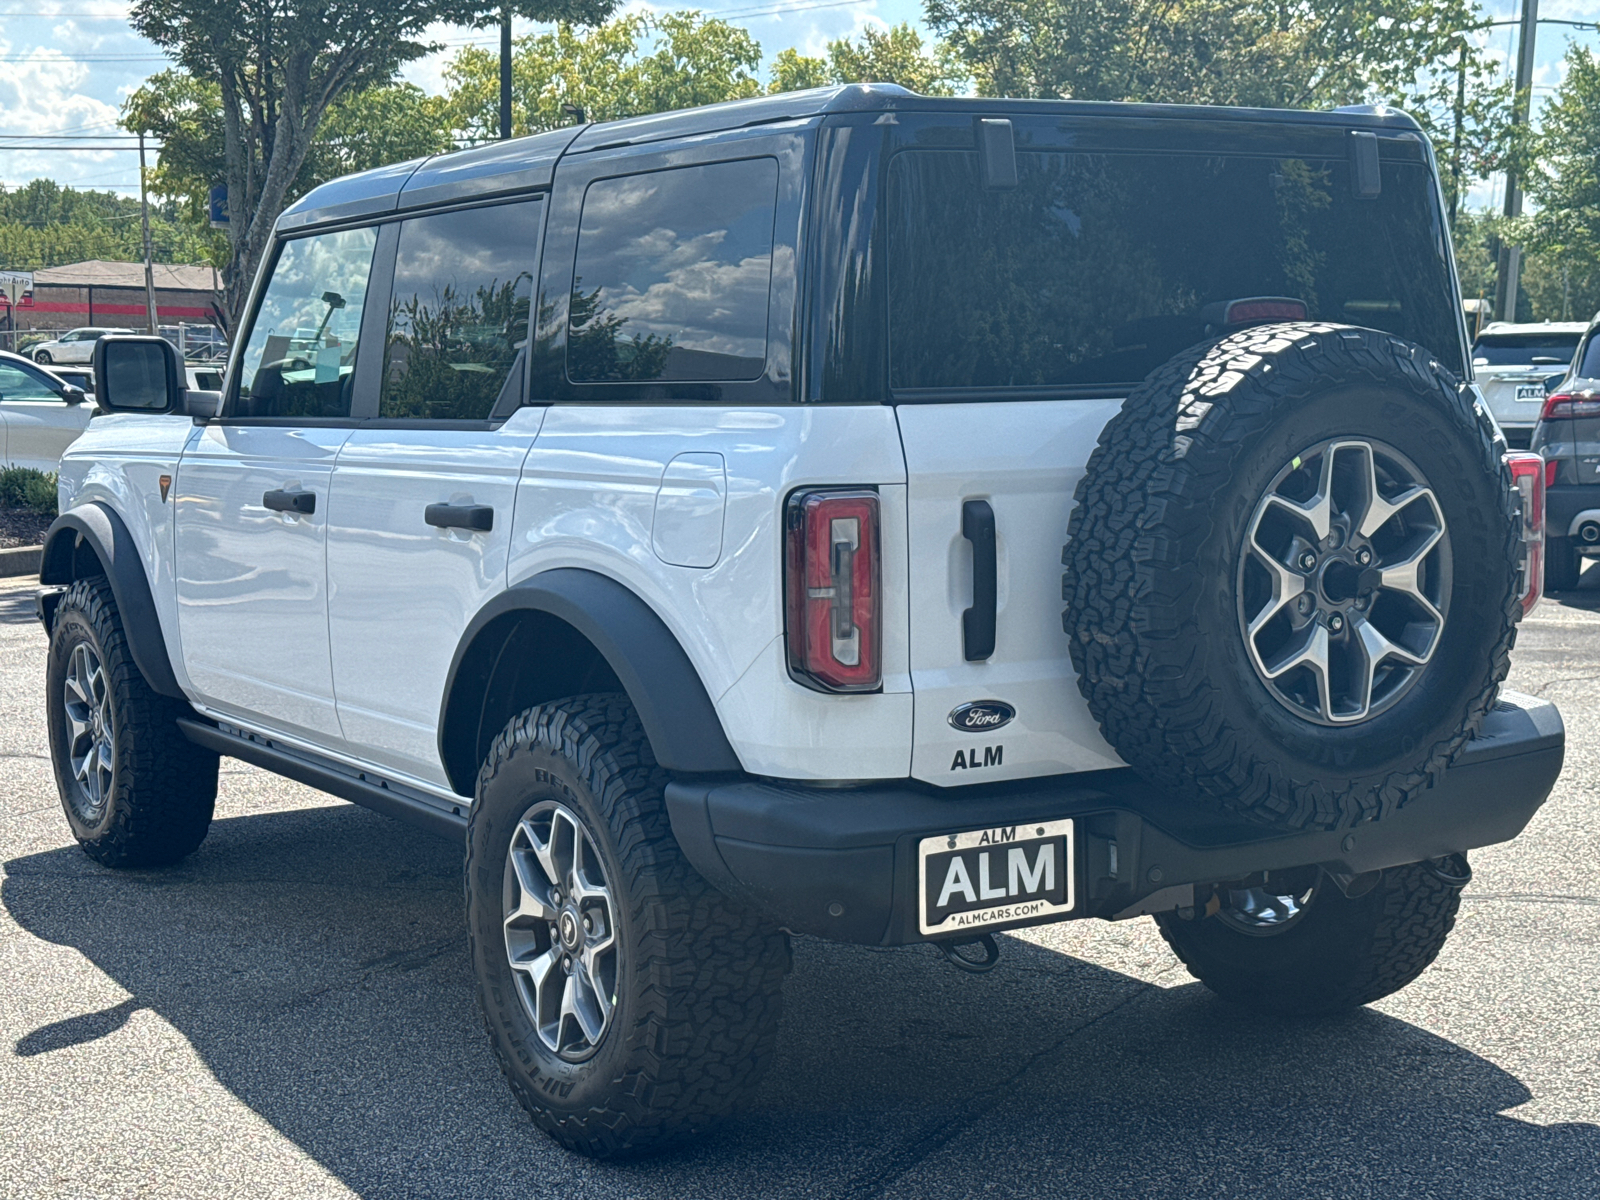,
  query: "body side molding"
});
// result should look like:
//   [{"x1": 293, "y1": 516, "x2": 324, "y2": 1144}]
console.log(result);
[
  {"x1": 438, "y1": 568, "x2": 742, "y2": 795},
  {"x1": 39, "y1": 502, "x2": 184, "y2": 699}
]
